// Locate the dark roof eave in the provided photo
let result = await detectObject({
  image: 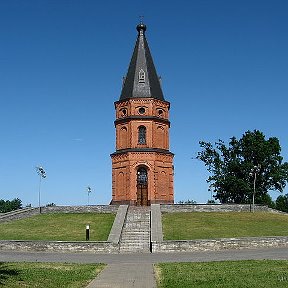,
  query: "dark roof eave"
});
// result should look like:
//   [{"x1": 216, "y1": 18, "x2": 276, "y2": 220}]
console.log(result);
[
  {"x1": 114, "y1": 116, "x2": 170, "y2": 127},
  {"x1": 114, "y1": 98, "x2": 171, "y2": 107}
]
